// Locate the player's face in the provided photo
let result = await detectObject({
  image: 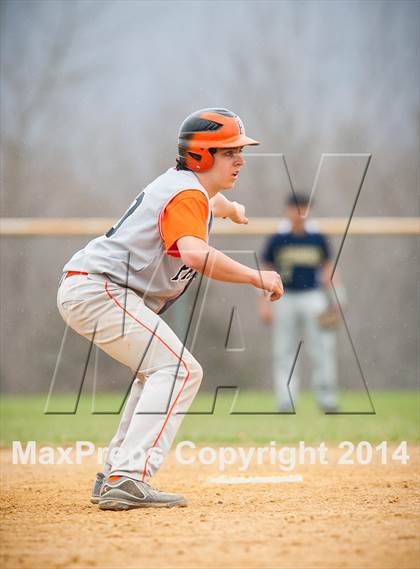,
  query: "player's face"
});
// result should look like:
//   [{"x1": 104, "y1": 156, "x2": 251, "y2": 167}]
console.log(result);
[
  {"x1": 287, "y1": 204, "x2": 309, "y2": 223},
  {"x1": 210, "y1": 147, "x2": 245, "y2": 190}
]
